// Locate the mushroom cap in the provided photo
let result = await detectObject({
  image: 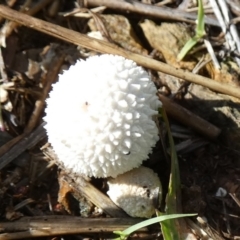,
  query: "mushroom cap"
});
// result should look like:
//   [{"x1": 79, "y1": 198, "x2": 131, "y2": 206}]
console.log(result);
[
  {"x1": 107, "y1": 166, "x2": 162, "y2": 218},
  {"x1": 44, "y1": 54, "x2": 161, "y2": 178}
]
